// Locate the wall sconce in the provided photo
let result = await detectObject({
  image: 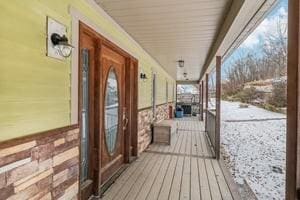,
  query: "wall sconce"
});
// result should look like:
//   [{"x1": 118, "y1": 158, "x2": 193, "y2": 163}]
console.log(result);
[
  {"x1": 177, "y1": 59, "x2": 184, "y2": 68},
  {"x1": 183, "y1": 72, "x2": 187, "y2": 77},
  {"x1": 140, "y1": 73, "x2": 148, "y2": 81},
  {"x1": 51, "y1": 33, "x2": 74, "y2": 58},
  {"x1": 47, "y1": 17, "x2": 73, "y2": 60}
]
